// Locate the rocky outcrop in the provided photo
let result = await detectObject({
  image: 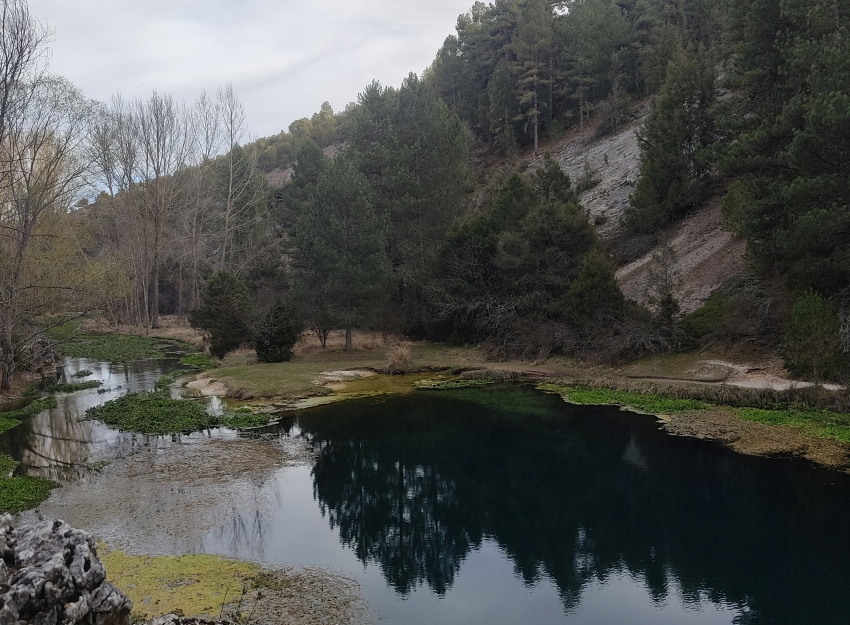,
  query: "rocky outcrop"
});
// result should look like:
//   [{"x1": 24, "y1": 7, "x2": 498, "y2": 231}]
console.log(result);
[{"x1": 0, "y1": 515, "x2": 131, "y2": 625}]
